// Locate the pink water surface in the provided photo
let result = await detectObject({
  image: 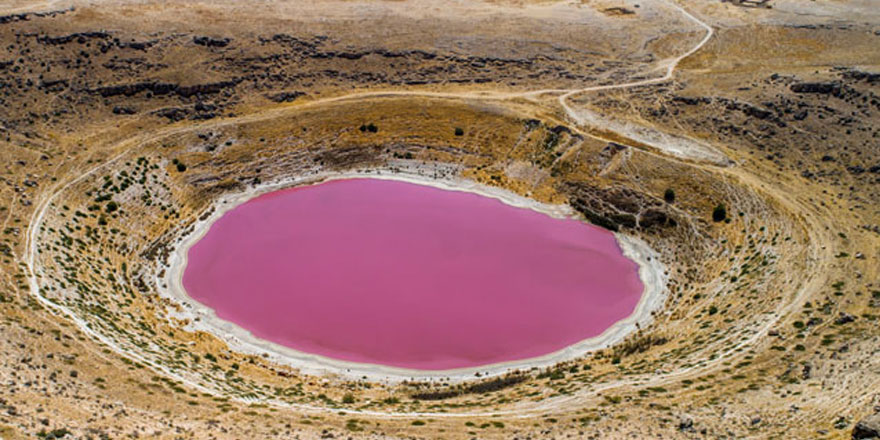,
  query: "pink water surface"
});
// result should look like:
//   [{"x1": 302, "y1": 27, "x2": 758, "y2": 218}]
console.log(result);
[{"x1": 182, "y1": 178, "x2": 644, "y2": 370}]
